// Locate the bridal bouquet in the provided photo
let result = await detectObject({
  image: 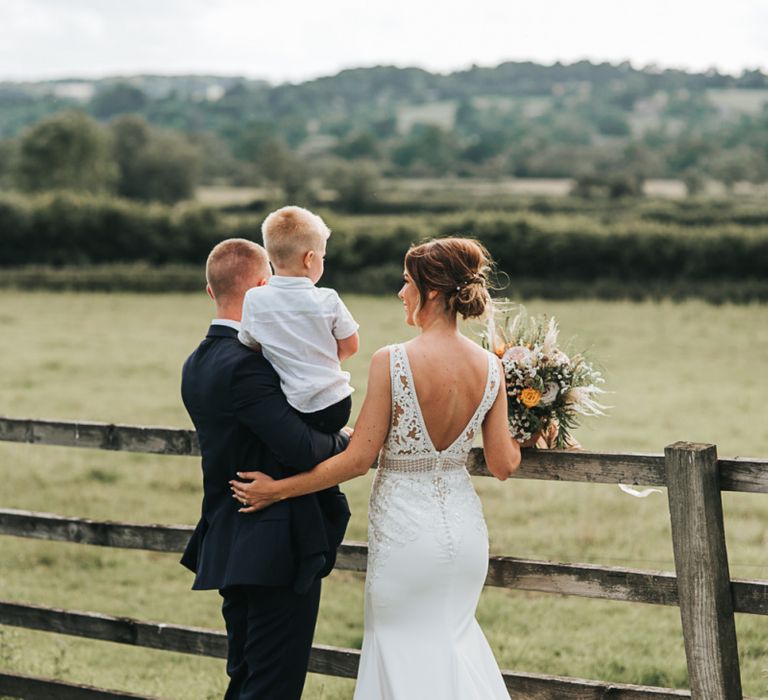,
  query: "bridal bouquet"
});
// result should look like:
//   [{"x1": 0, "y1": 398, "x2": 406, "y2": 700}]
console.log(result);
[{"x1": 484, "y1": 305, "x2": 607, "y2": 447}]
